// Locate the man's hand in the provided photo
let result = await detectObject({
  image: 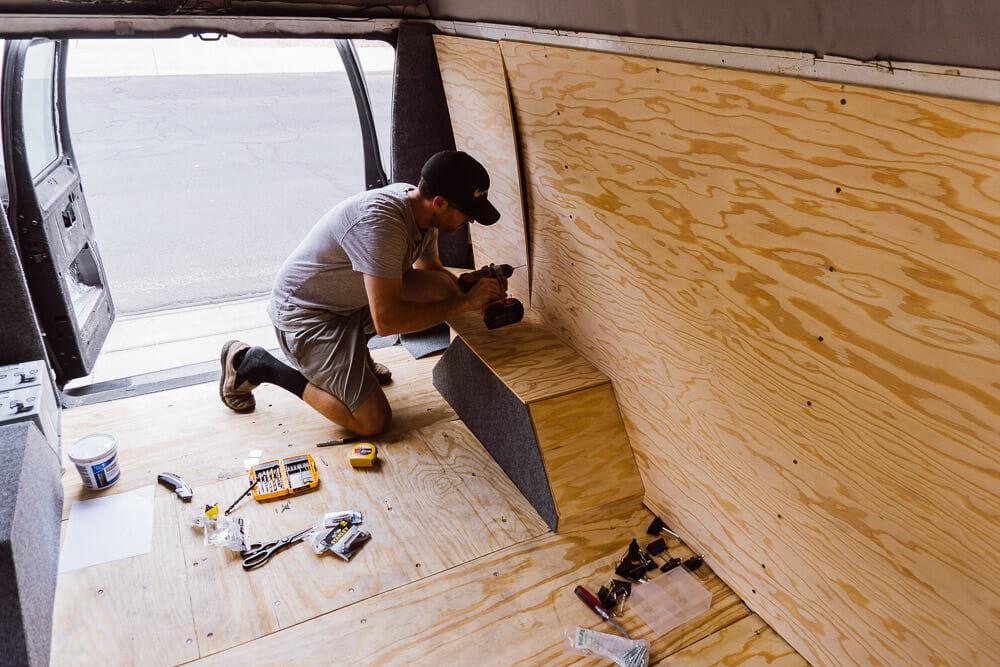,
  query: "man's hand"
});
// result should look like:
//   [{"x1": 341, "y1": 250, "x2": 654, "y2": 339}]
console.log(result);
[
  {"x1": 461, "y1": 276, "x2": 506, "y2": 311},
  {"x1": 476, "y1": 264, "x2": 509, "y2": 294}
]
